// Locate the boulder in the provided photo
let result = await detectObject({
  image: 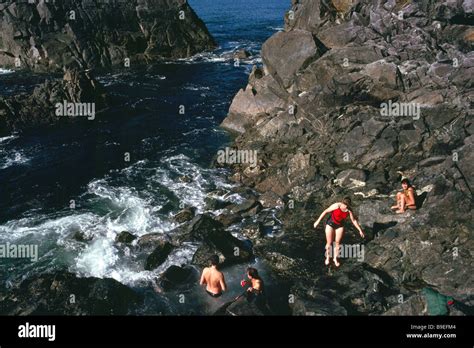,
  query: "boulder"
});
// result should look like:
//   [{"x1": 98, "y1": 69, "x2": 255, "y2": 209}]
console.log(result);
[
  {"x1": 0, "y1": 69, "x2": 107, "y2": 136},
  {"x1": 173, "y1": 207, "x2": 196, "y2": 223},
  {"x1": 71, "y1": 230, "x2": 93, "y2": 243},
  {"x1": 0, "y1": 271, "x2": 142, "y2": 315},
  {"x1": 183, "y1": 216, "x2": 251, "y2": 267},
  {"x1": 144, "y1": 242, "x2": 174, "y2": 271},
  {"x1": 137, "y1": 233, "x2": 171, "y2": 251},
  {"x1": 157, "y1": 265, "x2": 196, "y2": 291},
  {"x1": 215, "y1": 212, "x2": 241, "y2": 227},
  {"x1": 258, "y1": 191, "x2": 284, "y2": 209},
  {"x1": 225, "y1": 296, "x2": 265, "y2": 316},
  {"x1": 221, "y1": 73, "x2": 287, "y2": 134},
  {"x1": 229, "y1": 198, "x2": 259, "y2": 214},
  {"x1": 116, "y1": 231, "x2": 137, "y2": 244},
  {"x1": 291, "y1": 294, "x2": 348, "y2": 316},
  {"x1": 335, "y1": 169, "x2": 367, "y2": 188},
  {"x1": 241, "y1": 224, "x2": 265, "y2": 240},
  {"x1": 261, "y1": 29, "x2": 318, "y2": 88}
]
